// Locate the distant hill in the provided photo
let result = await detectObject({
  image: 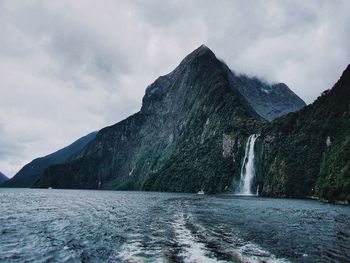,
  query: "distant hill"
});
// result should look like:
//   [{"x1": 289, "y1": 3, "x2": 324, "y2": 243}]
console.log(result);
[
  {"x1": 0, "y1": 132, "x2": 97, "y2": 188},
  {"x1": 0, "y1": 171, "x2": 8, "y2": 184}
]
